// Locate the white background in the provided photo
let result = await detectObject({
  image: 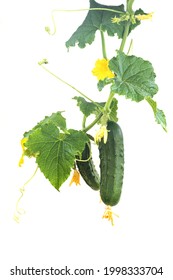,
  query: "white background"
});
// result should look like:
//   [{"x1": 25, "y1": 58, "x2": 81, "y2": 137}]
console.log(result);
[{"x1": 0, "y1": 0, "x2": 173, "y2": 279}]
